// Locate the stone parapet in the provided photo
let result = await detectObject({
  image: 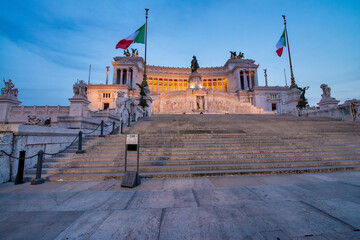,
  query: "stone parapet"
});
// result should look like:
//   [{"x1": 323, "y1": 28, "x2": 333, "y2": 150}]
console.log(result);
[
  {"x1": 0, "y1": 124, "x2": 80, "y2": 183},
  {"x1": 6, "y1": 105, "x2": 70, "y2": 126}
]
